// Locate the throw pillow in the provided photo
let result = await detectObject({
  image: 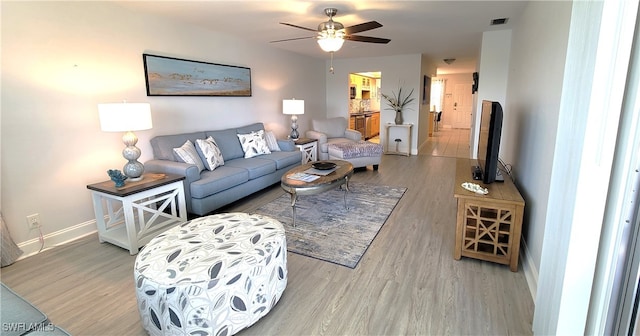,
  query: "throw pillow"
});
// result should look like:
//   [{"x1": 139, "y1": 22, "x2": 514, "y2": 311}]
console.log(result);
[
  {"x1": 264, "y1": 130, "x2": 281, "y2": 152},
  {"x1": 237, "y1": 130, "x2": 271, "y2": 158},
  {"x1": 173, "y1": 140, "x2": 205, "y2": 172},
  {"x1": 196, "y1": 136, "x2": 225, "y2": 171}
]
